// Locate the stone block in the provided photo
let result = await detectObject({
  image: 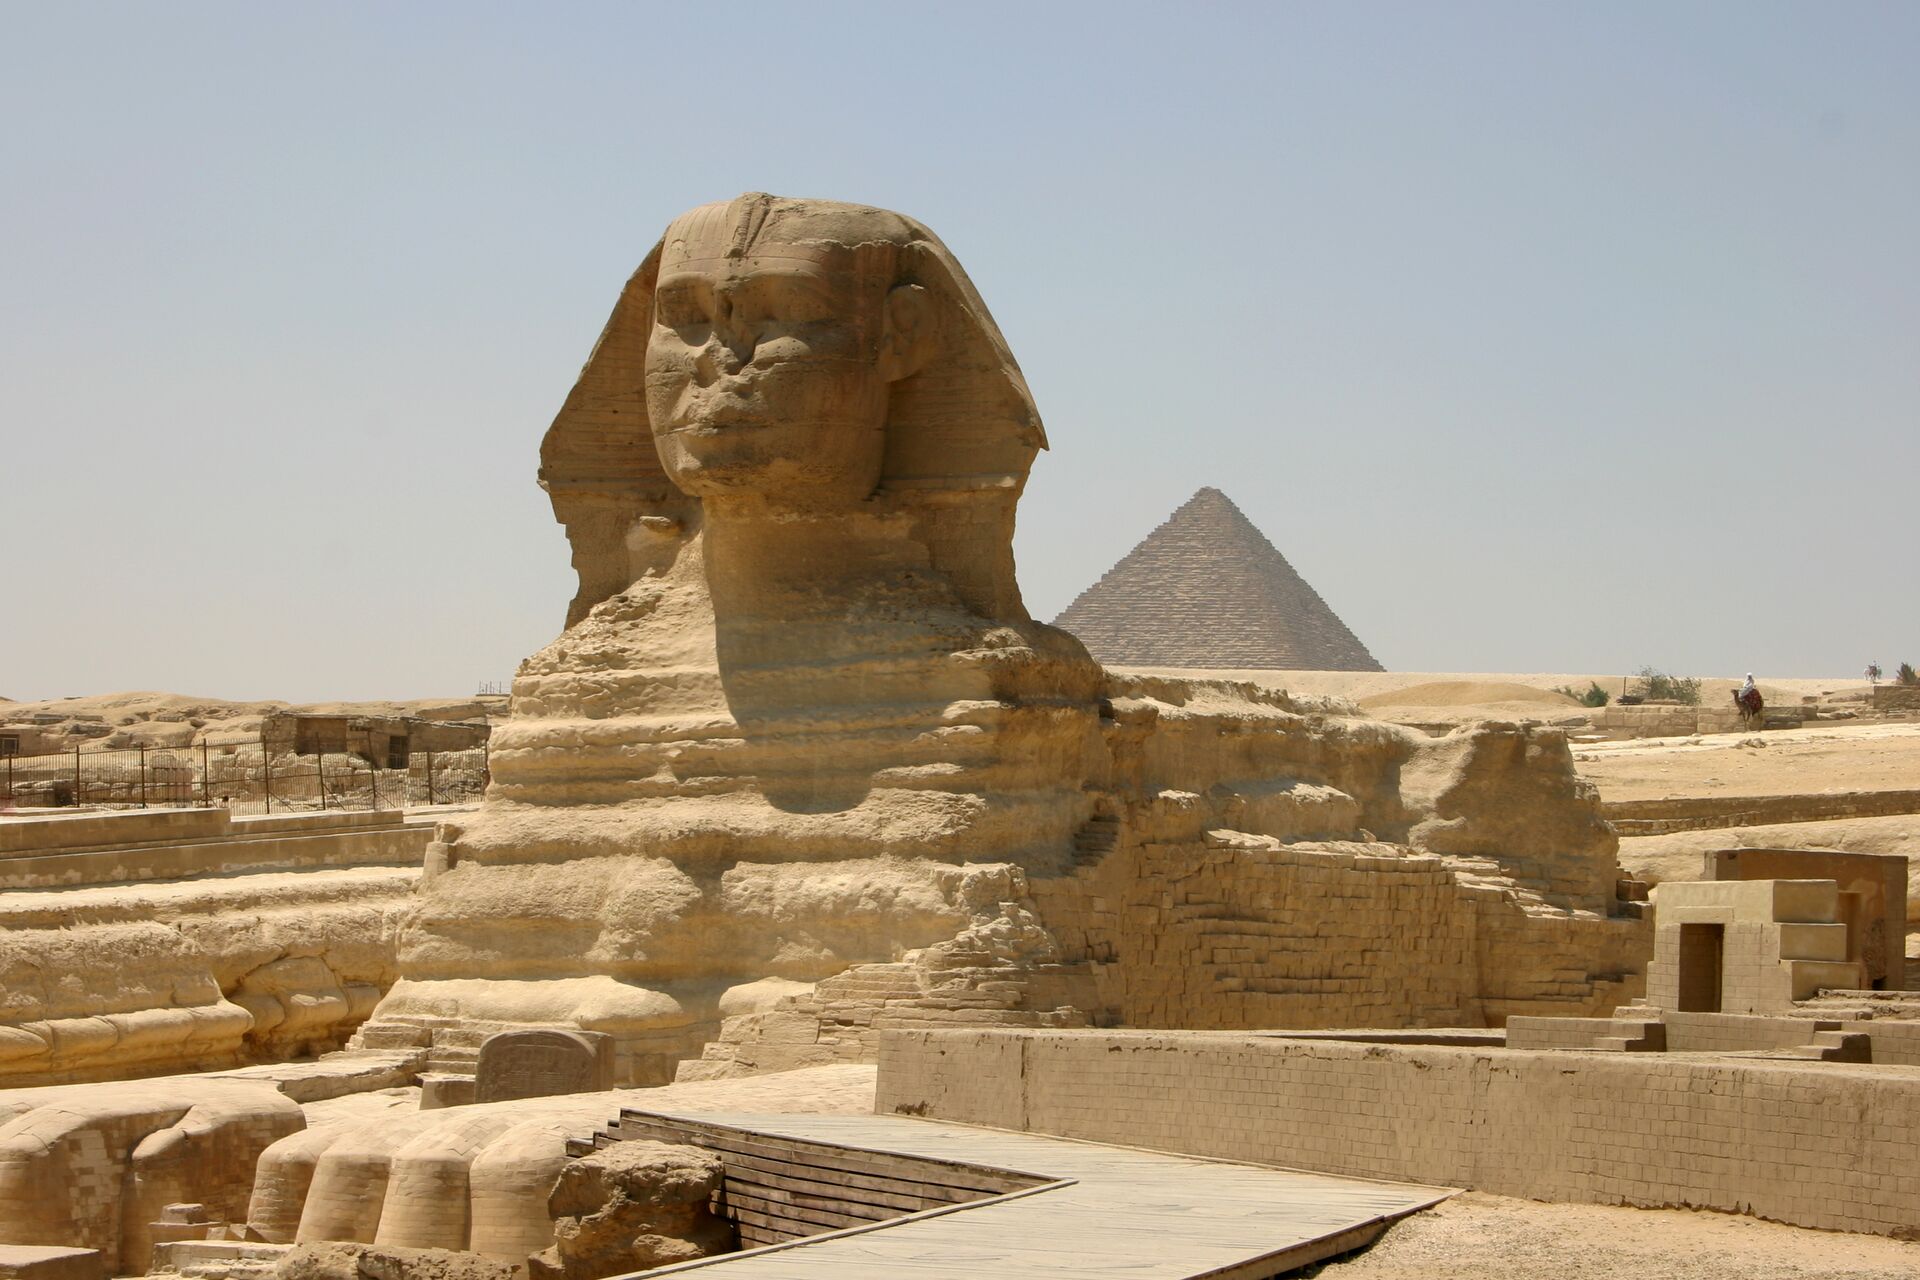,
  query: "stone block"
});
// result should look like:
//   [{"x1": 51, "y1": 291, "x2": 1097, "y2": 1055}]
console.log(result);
[
  {"x1": 0, "y1": 1249, "x2": 104, "y2": 1280},
  {"x1": 474, "y1": 1030, "x2": 612, "y2": 1103},
  {"x1": 418, "y1": 1073, "x2": 477, "y2": 1109}
]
